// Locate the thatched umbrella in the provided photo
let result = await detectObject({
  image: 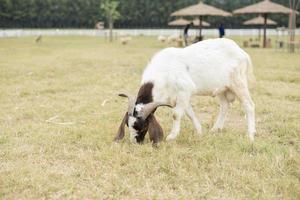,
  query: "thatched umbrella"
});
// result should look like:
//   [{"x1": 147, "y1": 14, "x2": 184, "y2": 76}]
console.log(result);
[
  {"x1": 243, "y1": 15, "x2": 277, "y2": 25},
  {"x1": 192, "y1": 18, "x2": 210, "y2": 27},
  {"x1": 168, "y1": 18, "x2": 210, "y2": 27},
  {"x1": 171, "y1": 1, "x2": 231, "y2": 40},
  {"x1": 168, "y1": 18, "x2": 210, "y2": 40},
  {"x1": 168, "y1": 18, "x2": 191, "y2": 26},
  {"x1": 233, "y1": 0, "x2": 297, "y2": 48},
  {"x1": 244, "y1": 15, "x2": 277, "y2": 39},
  {"x1": 168, "y1": 18, "x2": 192, "y2": 38}
]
